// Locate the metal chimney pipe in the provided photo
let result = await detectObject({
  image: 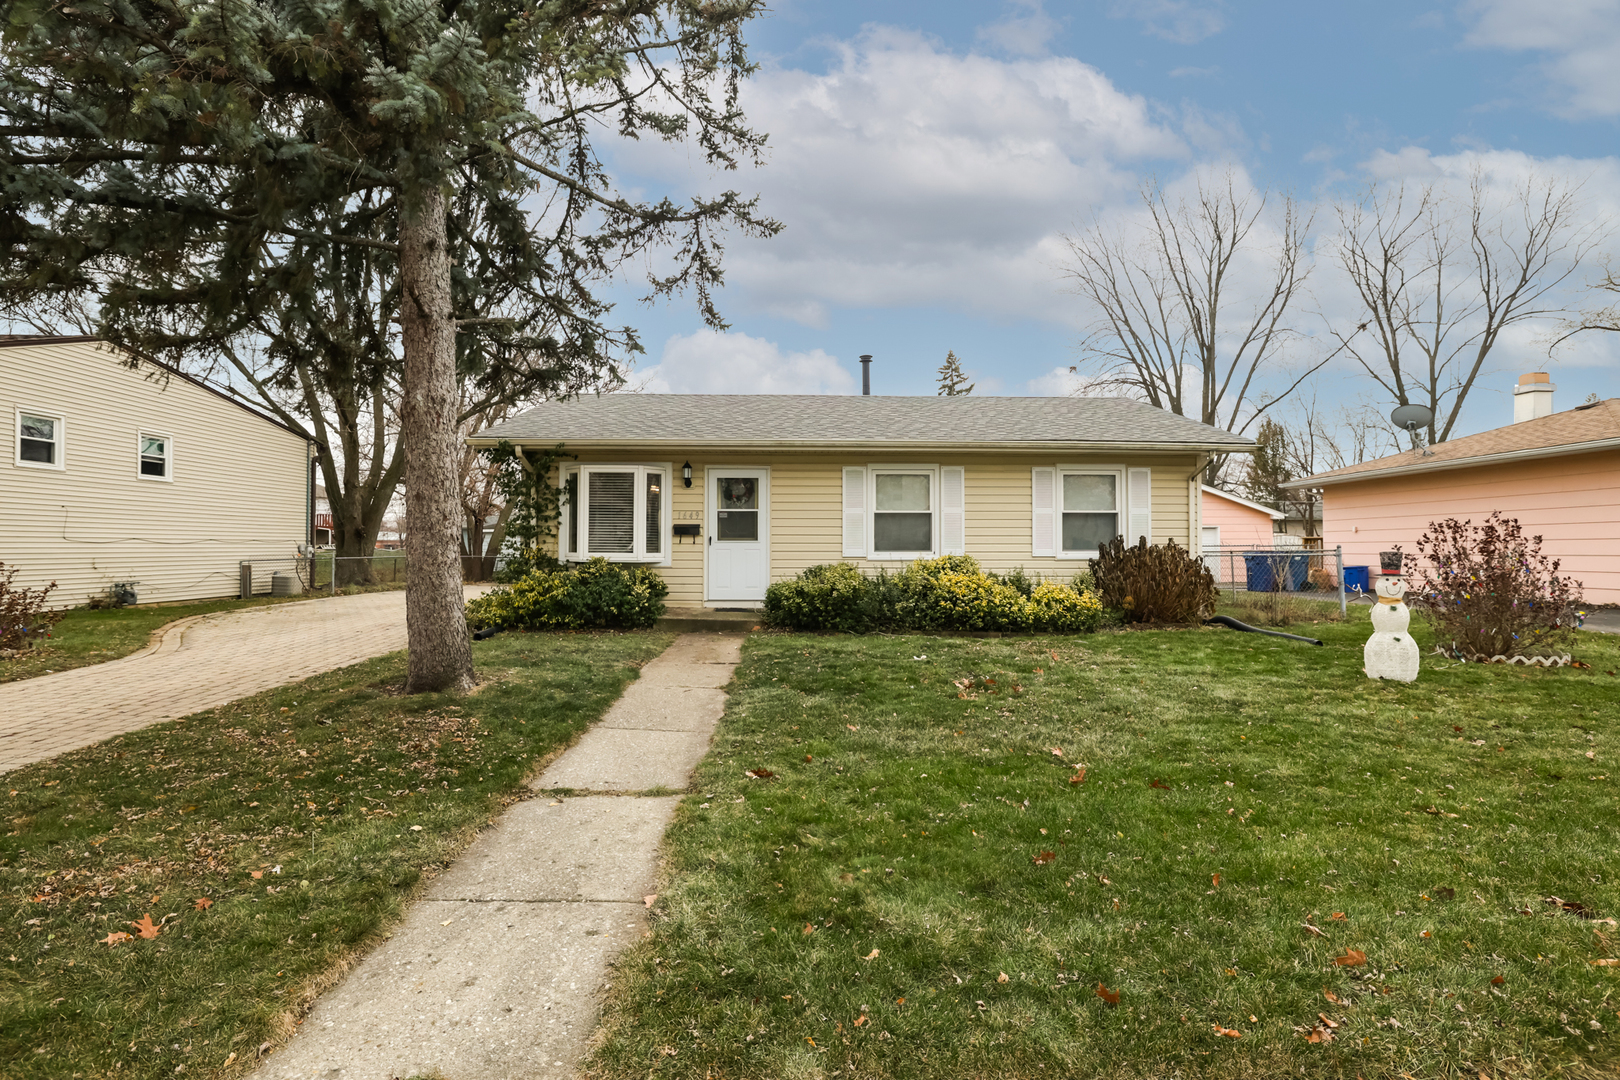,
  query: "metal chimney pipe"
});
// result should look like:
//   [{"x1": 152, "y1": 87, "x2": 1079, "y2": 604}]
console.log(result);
[{"x1": 860, "y1": 354, "x2": 872, "y2": 396}]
